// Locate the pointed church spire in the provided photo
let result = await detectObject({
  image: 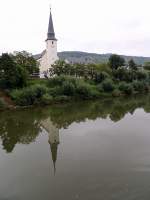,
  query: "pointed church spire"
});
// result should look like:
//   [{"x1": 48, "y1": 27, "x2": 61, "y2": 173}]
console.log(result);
[
  {"x1": 50, "y1": 142, "x2": 58, "y2": 175},
  {"x1": 47, "y1": 8, "x2": 57, "y2": 41}
]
